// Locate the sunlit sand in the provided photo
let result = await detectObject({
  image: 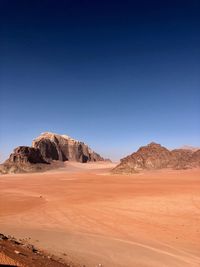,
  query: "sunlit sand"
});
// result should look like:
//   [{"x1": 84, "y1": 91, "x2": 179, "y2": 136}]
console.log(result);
[{"x1": 0, "y1": 163, "x2": 200, "y2": 266}]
